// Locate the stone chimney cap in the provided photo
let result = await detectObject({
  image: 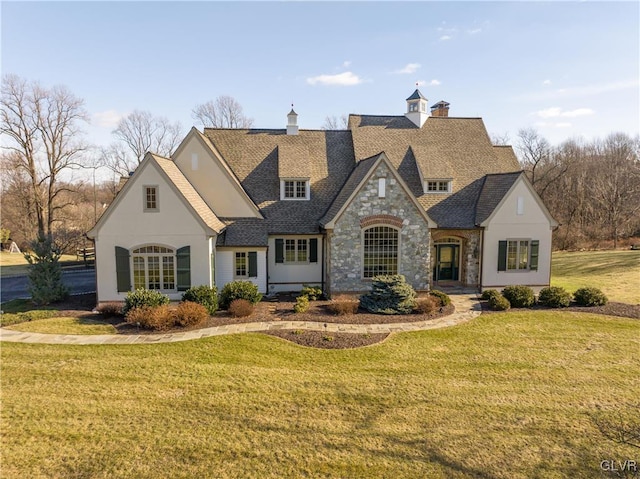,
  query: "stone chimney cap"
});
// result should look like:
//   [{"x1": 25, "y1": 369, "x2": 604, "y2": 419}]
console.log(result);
[{"x1": 430, "y1": 101, "x2": 450, "y2": 109}]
